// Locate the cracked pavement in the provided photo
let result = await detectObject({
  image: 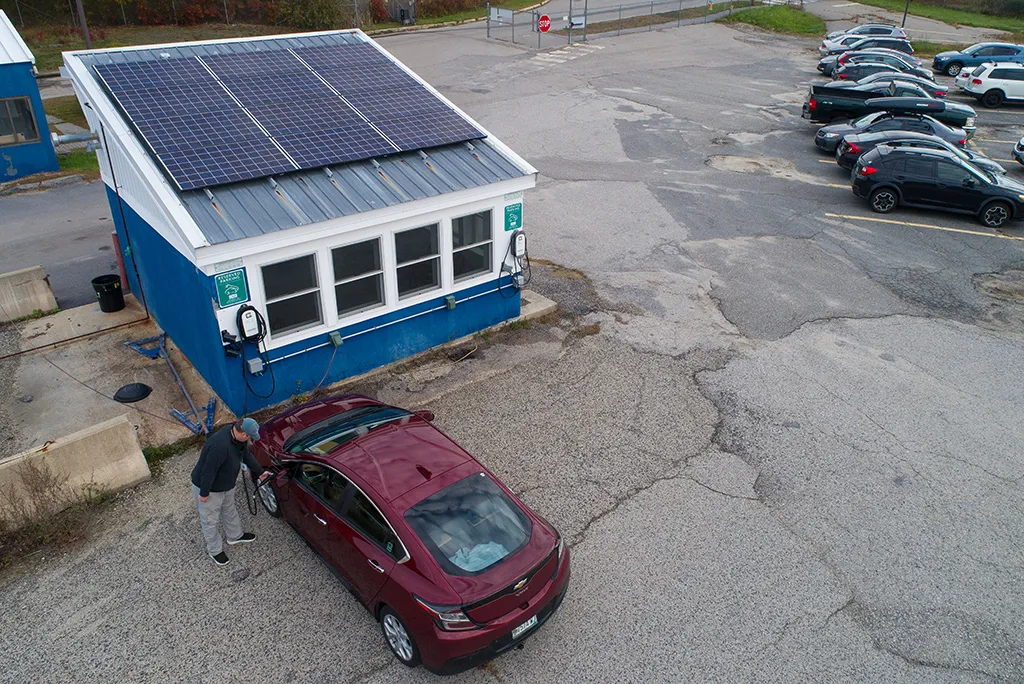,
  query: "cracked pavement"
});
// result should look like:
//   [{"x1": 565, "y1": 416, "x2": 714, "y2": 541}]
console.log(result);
[{"x1": 3, "y1": 20, "x2": 1024, "y2": 684}]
